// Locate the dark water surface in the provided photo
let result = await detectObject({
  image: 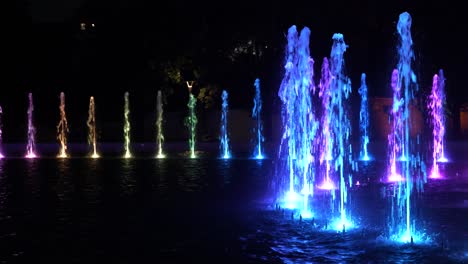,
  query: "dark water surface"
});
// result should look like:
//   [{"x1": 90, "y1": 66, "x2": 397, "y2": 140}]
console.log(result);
[{"x1": 0, "y1": 156, "x2": 466, "y2": 263}]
